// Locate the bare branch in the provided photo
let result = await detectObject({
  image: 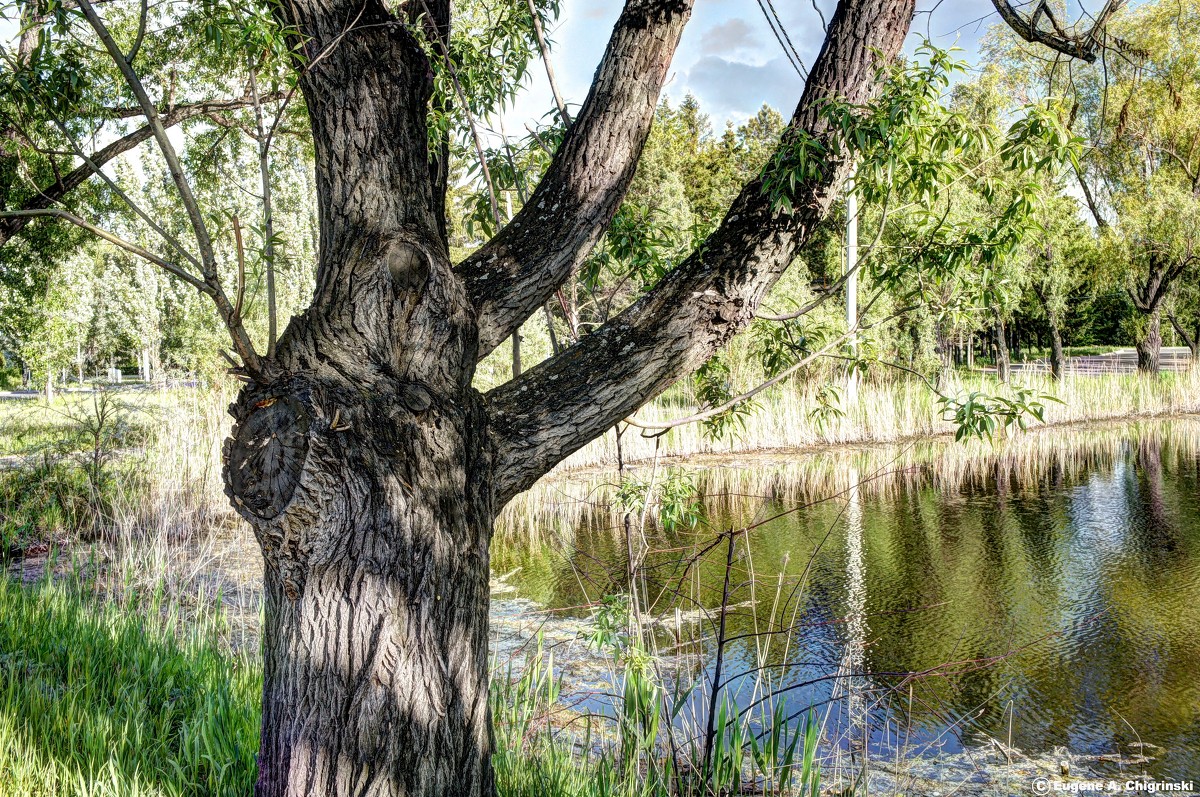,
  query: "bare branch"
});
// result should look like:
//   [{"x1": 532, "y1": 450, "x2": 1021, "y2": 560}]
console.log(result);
[
  {"x1": 457, "y1": 0, "x2": 695, "y2": 358},
  {"x1": 248, "y1": 64, "x2": 279, "y2": 358},
  {"x1": 526, "y1": 0, "x2": 571, "y2": 128},
  {"x1": 0, "y1": 96, "x2": 277, "y2": 249},
  {"x1": 233, "y1": 215, "x2": 247, "y2": 320},
  {"x1": 76, "y1": 0, "x2": 220, "y2": 276},
  {"x1": 0, "y1": 208, "x2": 206, "y2": 289},
  {"x1": 76, "y1": 0, "x2": 261, "y2": 374},
  {"x1": 40, "y1": 107, "x2": 201, "y2": 267},
  {"x1": 126, "y1": 0, "x2": 149, "y2": 63},
  {"x1": 102, "y1": 93, "x2": 288, "y2": 121}
]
